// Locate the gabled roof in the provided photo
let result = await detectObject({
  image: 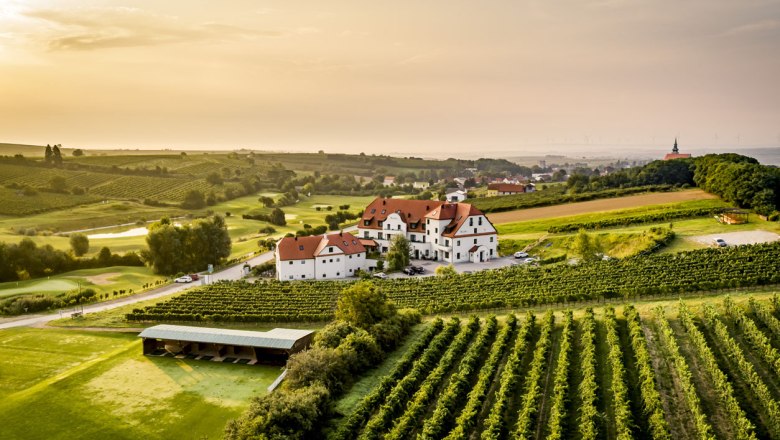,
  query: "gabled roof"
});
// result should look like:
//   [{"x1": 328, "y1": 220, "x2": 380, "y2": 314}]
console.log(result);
[
  {"x1": 138, "y1": 325, "x2": 313, "y2": 349},
  {"x1": 277, "y1": 233, "x2": 365, "y2": 260},
  {"x1": 360, "y1": 197, "x2": 445, "y2": 231},
  {"x1": 276, "y1": 235, "x2": 322, "y2": 261},
  {"x1": 441, "y1": 203, "x2": 484, "y2": 237},
  {"x1": 488, "y1": 183, "x2": 525, "y2": 193},
  {"x1": 314, "y1": 233, "x2": 366, "y2": 256}
]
